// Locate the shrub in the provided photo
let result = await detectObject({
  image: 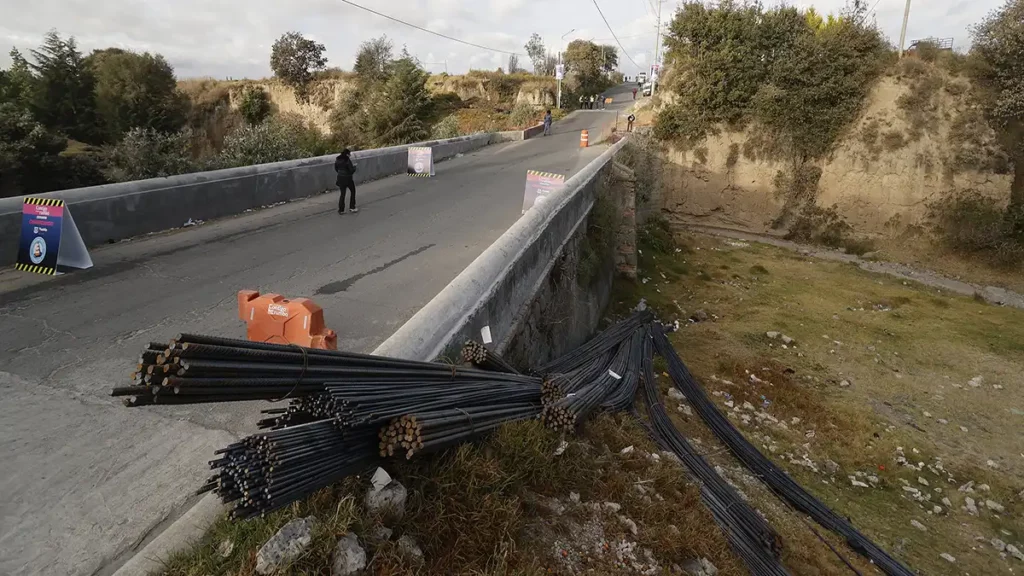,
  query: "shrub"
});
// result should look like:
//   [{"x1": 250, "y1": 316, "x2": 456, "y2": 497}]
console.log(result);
[
  {"x1": 928, "y1": 190, "x2": 1024, "y2": 264},
  {"x1": 913, "y1": 41, "x2": 941, "y2": 63},
  {"x1": 785, "y1": 203, "x2": 851, "y2": 247},
  {"x1": 103, "y1": 127, "x2": 195, "y2": 182},
  {"x1": 430, "y1": 115, "x2": 460, "y2": 140},
  {"x1": 726, "y1": 143, "x2": 740, "y2": 169},
  {"x1": 638, "y1": 215, "x2": 676, "y2": 254},
  {"x1": 217, "y1": 122, "x2": 304, "y2": 168},
  {"x1": 881, "y1": 129, "x2": 906, "y2": 151},
  {"x1": 507, "y1": 102, "x2": 537, "y2": 129},
  {"x1": 238, "y1": 85, "x2": 273, "y2": 125}
]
